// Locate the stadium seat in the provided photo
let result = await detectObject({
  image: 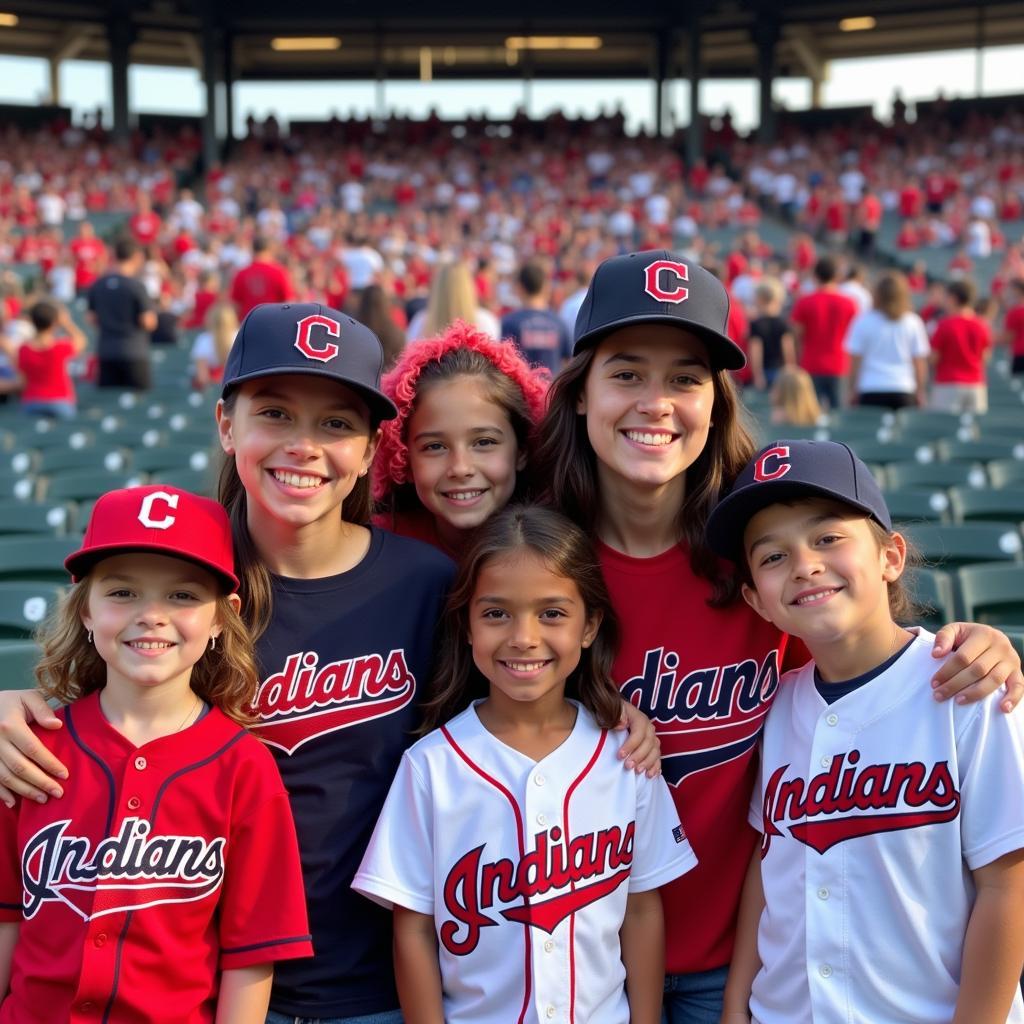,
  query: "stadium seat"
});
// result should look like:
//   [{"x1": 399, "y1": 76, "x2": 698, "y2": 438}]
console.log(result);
[
  {"x1": 0, "y1": 472, "x2": 39, "y2": 503},
  {"x1": 901, "y1": 522, "x2": 1024, "y2": 570},
  {"x1": 14, "y1": 446, "x2": 132, "y2": 477},
  {"x1": 936, "y1": 439, "x2": 1024, "y2": 464},
  {"x1": 988, "y1": 460, "x2": 1024, "y2": 489},
  {"x1": 129, "y1": 446, "x2": 213, "y2": 475},
  {"x1": 0, "y1": 641, "x2": 45, "y2": 691},
  {"x1": 886, "y1": 461, "x2": 988, "y2": 490},
  {"x1": 956, "y1": 564, "x2": 1024, "y2": 626},
  {"x1": 0, "y1": 502, "x2": 75, "y2": 536},
  {"x1": 904, "y1": 566, "x2": 956, "y2": 632},
  {"x1": 842, "y1": 441, "x2": 933, "y2": 466},
  {"x1": 882, "y1": 488, "x2": 951, "y2": 524},
  {"x1": 1002, "y1": 628, "x2": 1024, "y2": 660},
  {"x1": 144, "y1": 467, "x2": 216, "y2": 497},
  {"x1": 0, "y1": 582, "x2": 64, "y2": 639},
  {"x1": 42, "y1": 471, "x2": 145, "y2": 504},
  {"x1": 948, "y1": 487, "x2": 1024, "y2": 525},
  {"x1": 0, "y1": 536, "x2": 82, "y2": 583}
]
